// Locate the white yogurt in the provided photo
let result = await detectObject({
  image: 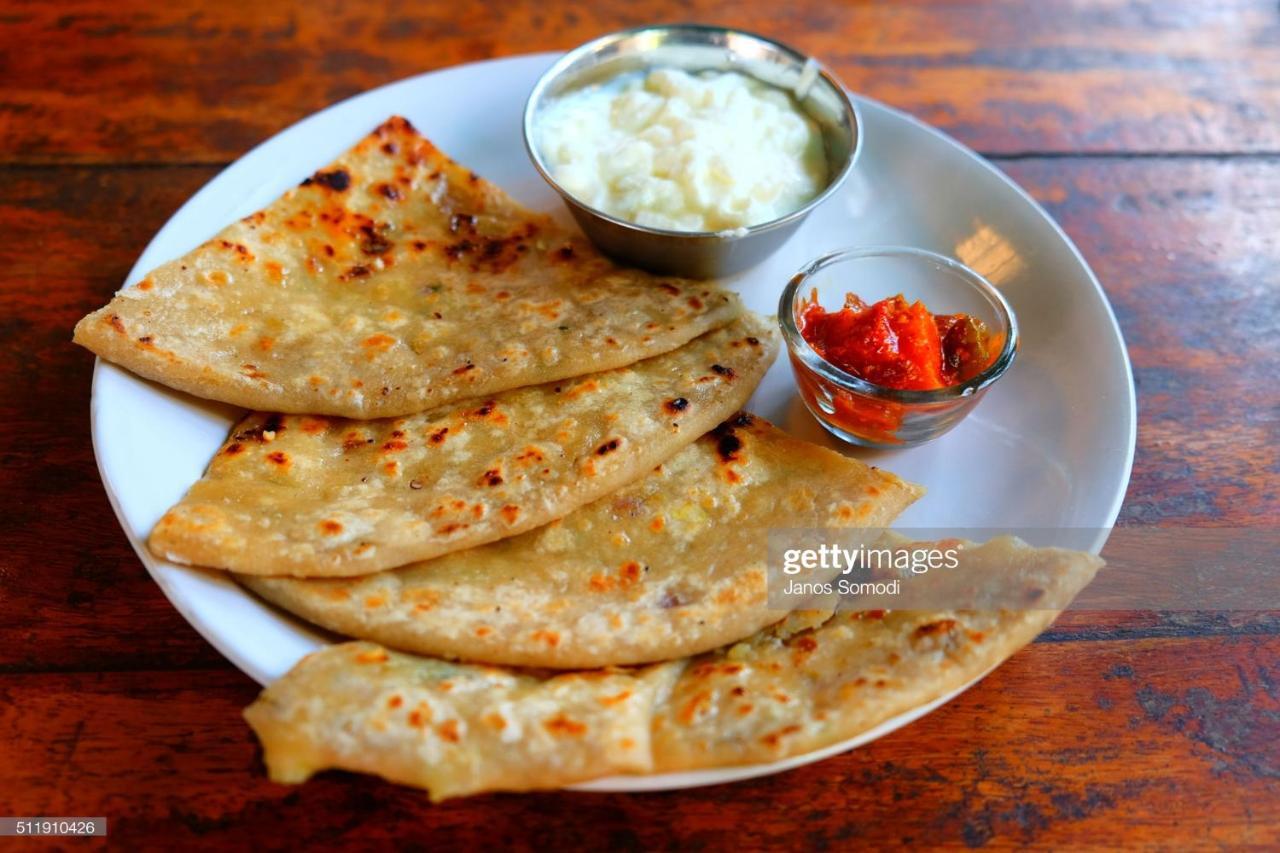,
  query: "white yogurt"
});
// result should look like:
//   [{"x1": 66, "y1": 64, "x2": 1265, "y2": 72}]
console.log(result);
[{"x1": 535, "y1": 68, "x2": 828, "y2": 232}]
